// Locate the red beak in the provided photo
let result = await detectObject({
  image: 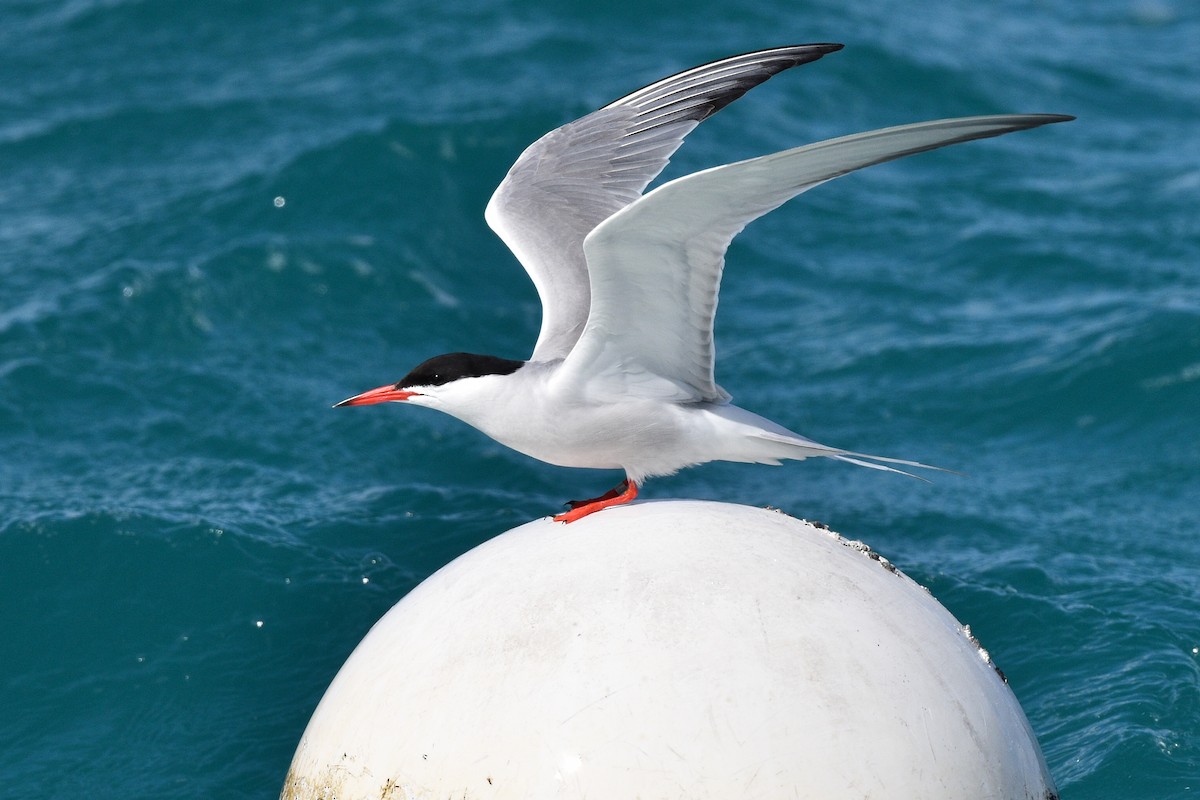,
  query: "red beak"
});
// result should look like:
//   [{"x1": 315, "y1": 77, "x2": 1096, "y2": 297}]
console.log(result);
[{"x1": 333, "y1": 384, "x2": 418, "y2": 408}]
